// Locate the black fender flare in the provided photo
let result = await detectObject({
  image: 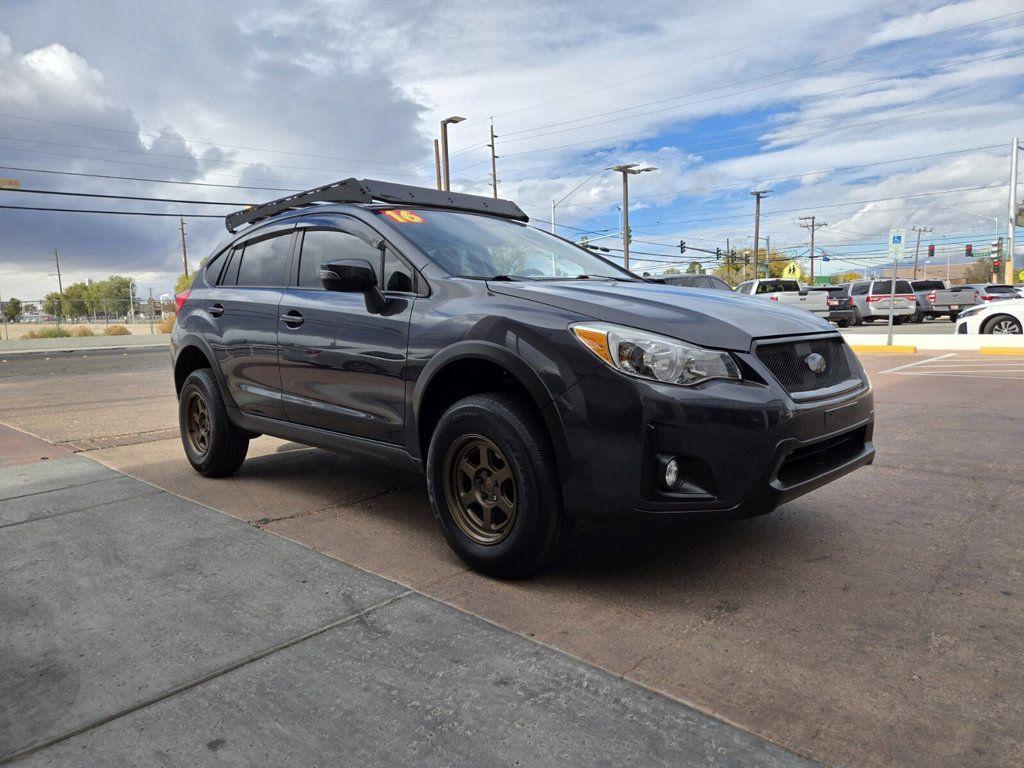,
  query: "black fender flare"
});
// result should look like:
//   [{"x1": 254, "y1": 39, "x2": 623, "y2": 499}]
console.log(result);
[
  {"x1": 173, "y1": 332, "x2": 236, "y2": 409},
  {"x1": 409, "y1": 340, "x2": 572, "y2": 481}
]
